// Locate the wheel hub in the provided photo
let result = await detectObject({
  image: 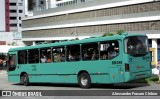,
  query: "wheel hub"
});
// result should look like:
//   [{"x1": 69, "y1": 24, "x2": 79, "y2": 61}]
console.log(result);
[{"x1": 81, "y1": 76, "x2": 88, "y2": 86}]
